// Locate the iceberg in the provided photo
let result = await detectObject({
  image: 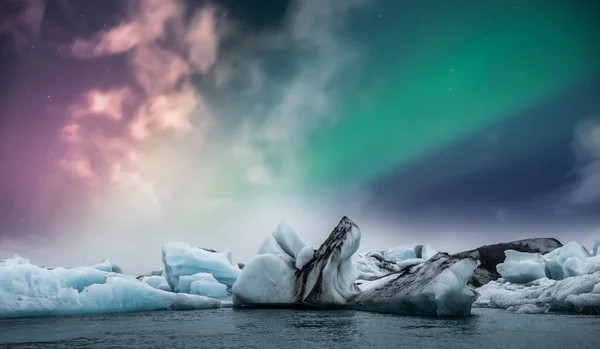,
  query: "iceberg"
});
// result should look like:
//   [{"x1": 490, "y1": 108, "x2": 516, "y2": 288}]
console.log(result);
[
  {"x1": 0, "y1": 256, "x2": 223, "y2": 318},
  {"x1": 495, "y1": 241, "x2": 600, "y2": 283},
  {"x1": 233, "y1": 216, "x2": 478, "y2": 316},
  {"x1": 354, "y1": 253, "x2": 478, "y2": 316},
  {"x1": 89, "y1": 260, "x2": 123, "y2": 274},
  {"x1": 475, "y1": 272, "x2": 600, "y2": 314},
  {"x1": 384, "y1": 244, "x2": 437, "y2": 261},
  {"x1": 496, "y1": 250, "x2": 548, "y2": 284},
  {"x1": 543, "y1": 242, "x2": 591, "y2": 280},
  {"x1": 141, "y1": 275, "x2": 171, "y2": 292},
  {"x1": 161, "y1": 242, "x2": 241, "y2": 291},
  {"x1": 453, "y1": 238, "x2": 563, "y2": 287},
  {"x1": 177, "y1": 273, "x2": 228, "y2": 298},
  {"x1": 354, "y1": 251, "x2": 424, "y2": 281}
]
